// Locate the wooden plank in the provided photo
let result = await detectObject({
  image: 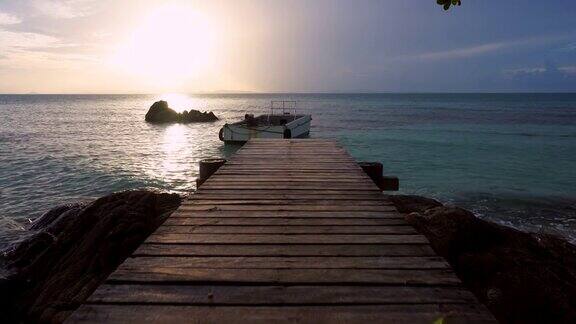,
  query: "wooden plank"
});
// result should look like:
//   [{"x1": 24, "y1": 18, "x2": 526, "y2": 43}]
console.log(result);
[
  {"x1": 243, "y1": 142, "x2": 341, "y2": 145},
  {"x1": 224, "y1": 163, "x2": 360, "y2": 167},
  {"x1": 195, "y1": 189, "x2": 380, "y2": 196},
  {"x1": 231, "y1": 159, "x2": 354, "y2": 161},
  {"x1": 145, "y1": 234, "x2": 429, "y2": 244},
  {"x1": 153, "y1": 225, "x2": 417, "y2": 235},
  {"x1": 170, "y1": 210, "x2": 403, "y2": 218},
  {"x1": 163, "y1": 217, "x2": 408, "y2": 226},
  {"x1": 134, "y1": 244, "x2": 436, "y2": 257},
  {"x1": 207, "y1": 176, "x2": 371, "y2": 181},
  {"x1": 214, "y1": 173, "x2": 363, "y2": 177},
  {"x1": 184, "y1": 199, "x2": 391, "y2": 205},
  {"x1": 241, "y1": 146, "x2": 344, "y2": 148},
  {"x1": 202, "y1": 181, "x2": 377, "y2": 187},
  {"x1": 234, "y1": 152, "x2": 350, "y2": 155},
  {"x1": 236, "y1": 148, "x2": 345, "y2": 150},
  {"x1": 208, "y1": 172, "x2": 368, "y2": 177},
  {"x1": 231, "y1": 157, "x2": 355, "y2": 161},
  {"x1": 210, "y1": 171, "x2": 367, "y2": 176},
  {"x1": 242, "y1": 146, "x2": 344, "y2": 149},
  {"x1": 69, "y1": 304, "x2": 495, "y2": 323},
  {"x1": 212, "y1": 170, "x2": 359, "y2": 175},
  {"x1": 88, "y1": 284, "x2": 478, "y2": 305},
  {"x1": 236, "y1": 151, "x2": 350, "y2": 153},
  {"x1": 249, "y1": 138, "x2": 331, "y2": 140},
  {"x1": 242, "y1": 142, "x2": 341, "y2": 144},
  {"x1": 219, "y1": 166, "x2": 365, "y2": 171},
  {"x1": 108, "y1": 268, "x2": 461, "y2": 285},
  {"x1": 237, "y1": 146, "x2": 344, "y2": 148},
  {"x1": 115, "y1": 256, "x2": 449, "y2": 270},
  {"x1": 215, "y1": 170, "x2": 363, "y2": 172},
  {"x1": 177, "y1": 205, "x2": 395, "y2": 212},
  {"x1": 199, "y1": 185, "x2": 380, "y2": 191},
  {"x1": 182, "y1": 200, "x2": 392, "y2": 206},
  {"x1": 220, "y1": 164, "x2": 362, "y2": 169},
  {"x1": 235, "y1": 148, "x2": 347, "y2": 150},
  {"x1": 225, "y1": 159, "x2": 357, "y2": 162},
  {"x1": 204, "y1": 178, "x2": 375, "y2": 184},
  {"x1": 235, "y1": 149, "x2": 346, "y2": 152},
  {"x1": 190, "y1": 194, "x2": 387, "y2": 200},
  {"x1": 213, "y1": 173, "x2": 367, "y2": 177},
  {"x1": 231, "y1": 156, "x2": 354, "y2": 159},
  {"x1": 225, "y1": 161, "x2": 357, "y2": 164}
]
